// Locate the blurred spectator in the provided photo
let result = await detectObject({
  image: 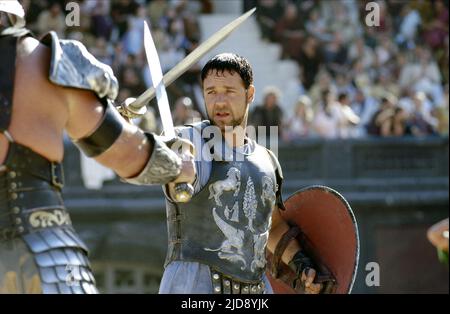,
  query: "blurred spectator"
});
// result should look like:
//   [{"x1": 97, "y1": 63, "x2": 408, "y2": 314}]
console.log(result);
[
  {"x1": 176, "y1": 39, "x2": 205, "y2": 117},
  {"x1": 173, "y1": 97, "x2": 202, "y2": 126},
  {"x1": 305, "y1": 8, "x2": 333, "y2": 42},
  {"x1": 422, "y1": 0, "x2": 449, "y2": 50},
  {"x1": 255, "y1": 0, "x2": 286, "y2": 42},
  {"x1": 328, "y1": 0, "x2": 360, "y2": 44},
  {"x1": 351, "y1": 89, "x2": 380, "y2": 136},
  {"x1": 111, "y1": 0, "x2": 139, "y2": 40},
  {"x1": 411, "y1": 0, "x2": 434, "y2": 26},
  {"x1": 430, "y1": 85, "x2": 449, "y2": 136},
  {"x1": 407, "y1": 92, "x2": 438, "y2": 136},
  {"x1": 367, "y1": 95, "x2": 398, "y2": 136},
  {"x1": 430, "y1": 106, "x2": 449, "y2": 136},
  {"x1": 350, "y1": 59, "x2": 373, "y2": 92},
  {"x1": 89, "y1": 0, "x2": 113, "y2": 40},
  {"x1": 166, "y1": 14, "x2": 189, "y2": 53},
  {"x1": 336, "y1": 92, "x2": 361, "y2": 138},
  {"x1": 309, "y1": 70, "x2": 336, "y2": 109},
  {"x1": 122, "y1": 4, "x2": 147, "y2": 56},
  {"x1": 274, "y1": 3, "x2": 304, "y2": 59},
  {"x1": 283, "y1": 95, "x2": 314, "y2": 141},
  {"x1": 296, "y1": 36, "x2": 322, "y2": 91},
  {"x1": 147, "y1": 0, "x2": 169, "y2": 27},
  {"x1": 250, "y1": 86, "x2": 284, "y2": 137},
  {"x1": 371, "y1": 71, "x2": 401, "y2": 100},
  {"x1": 392, "y1": 106, "x2": 410, "y2": 136},
  {"x1": 335, "y1": 74, "x2": 357, "y2": 100},
  {"x1": 399, "y1": 46, "x2": 443, "y2": 106},
  {"x1": 375, "y1": 36, "x2": 398, "y2": 67},
  {"x1": 36, "y1": 2, "x2": 66, "y2": 37},
  {"x1": 396, "y1": 4, "x2": 422, "y2": 49},
  {"x1": 348, "y1": 37, "x2": 376, "y2": 70},
  {"x1": 323, "y1": 32, "x2": 349, "y2": 77},
  {"x1": 279, "y1": 68, "x2": 307, "y2": 117},
  {"x1": 311, "y1": 89, "x2": 342, "y2": 139},
  {"x1": 22, "y1": 0, "x2": 47, "y2": 31}
]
